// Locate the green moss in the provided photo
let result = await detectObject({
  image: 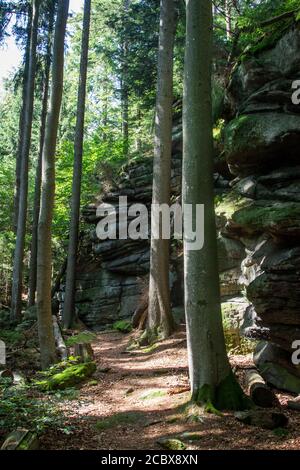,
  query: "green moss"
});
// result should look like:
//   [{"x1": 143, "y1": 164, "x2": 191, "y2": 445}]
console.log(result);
[
  {"x1": 157, "y1": 438, "x2": 186, "y2": 450},
  {"x1": 233, "y1": 201, "x2": 300, "y2": 231},
  {"x1": 139, "y1": 343, "x2": 159, "y2": 354},
  {"x1": 88, "y1": 379, "x2": 98, "y2": 387},
  {"x1": 112, "y1": 320, "x2": 132, "y2": 333},
  {"x1": 192, "y1": 373, "x2": 251, "y2": 413},
  {"x1": 140, "y1": 389, "x2": 166, "y2": 400},
  {"x1": 239, "y1": 11, "x2": 299, "y2": 63},
  {"x1": 95, "y1": 411, "x2": 142, "y2": 430},
  {"x1": 215, "y1": 371, "x2": 252, "y2": 411},
  {"x1": 192, "y1": 384, "x2": 222, "y2": 416},
  {"x1": 17, "y1": 432, "x2": 39, "y2": 450},
  {"x1": 36, "y1": 362, "x2": 96, "y2": 391},
  {"x1": 215, "y1": 191, "x2": 251, "y2": 219}
]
